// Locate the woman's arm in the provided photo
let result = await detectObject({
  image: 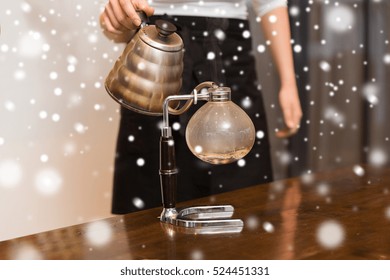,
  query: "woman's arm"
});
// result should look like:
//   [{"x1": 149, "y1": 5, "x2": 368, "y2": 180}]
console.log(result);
[
  {"x1": 260, "y1": 6, "x2": 302, "y2": 136},
  {"x1": 100, "y1": 0, "x2": 154, "y2": 43}
]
